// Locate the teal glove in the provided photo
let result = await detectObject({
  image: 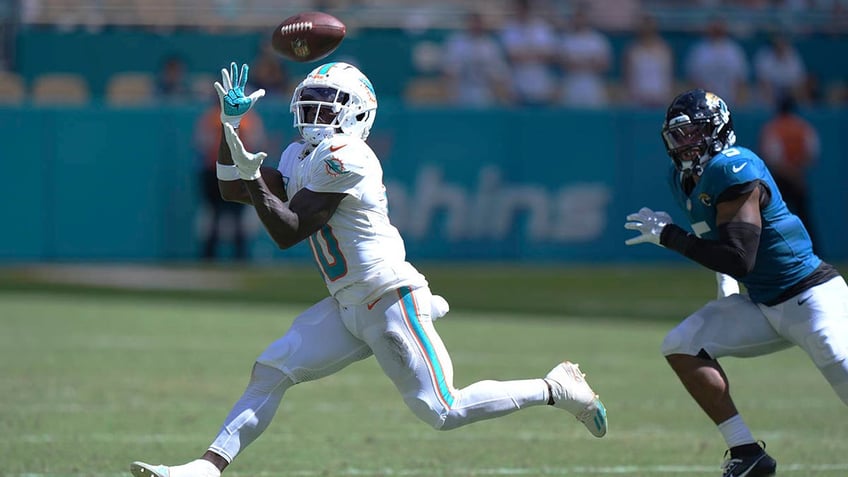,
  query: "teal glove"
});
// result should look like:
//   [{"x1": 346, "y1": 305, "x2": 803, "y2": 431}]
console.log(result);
[{"x1": 213, "y1": 62, "x2": 265, "y2": 127}]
